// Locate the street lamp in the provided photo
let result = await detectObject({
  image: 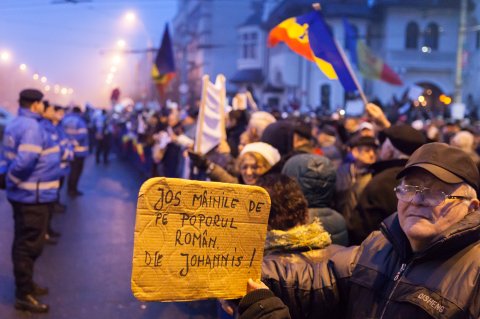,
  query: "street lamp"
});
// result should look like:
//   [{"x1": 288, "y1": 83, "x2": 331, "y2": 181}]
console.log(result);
[
  {"x1": 1, "y1": 51, "x2": 11, "y2": 62},
  {"x1": 117, "y1": 39, "x2": 127, "y2": 49},
  {"x1": 112, "y1": 55, "x2": 121, "y2": 65},
  {"x1": 19, "y1": 63, "x2": 27, "y2": 71},
  {"x1": 124, "y1": 11, "x2": 136, "y2": 24}
]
